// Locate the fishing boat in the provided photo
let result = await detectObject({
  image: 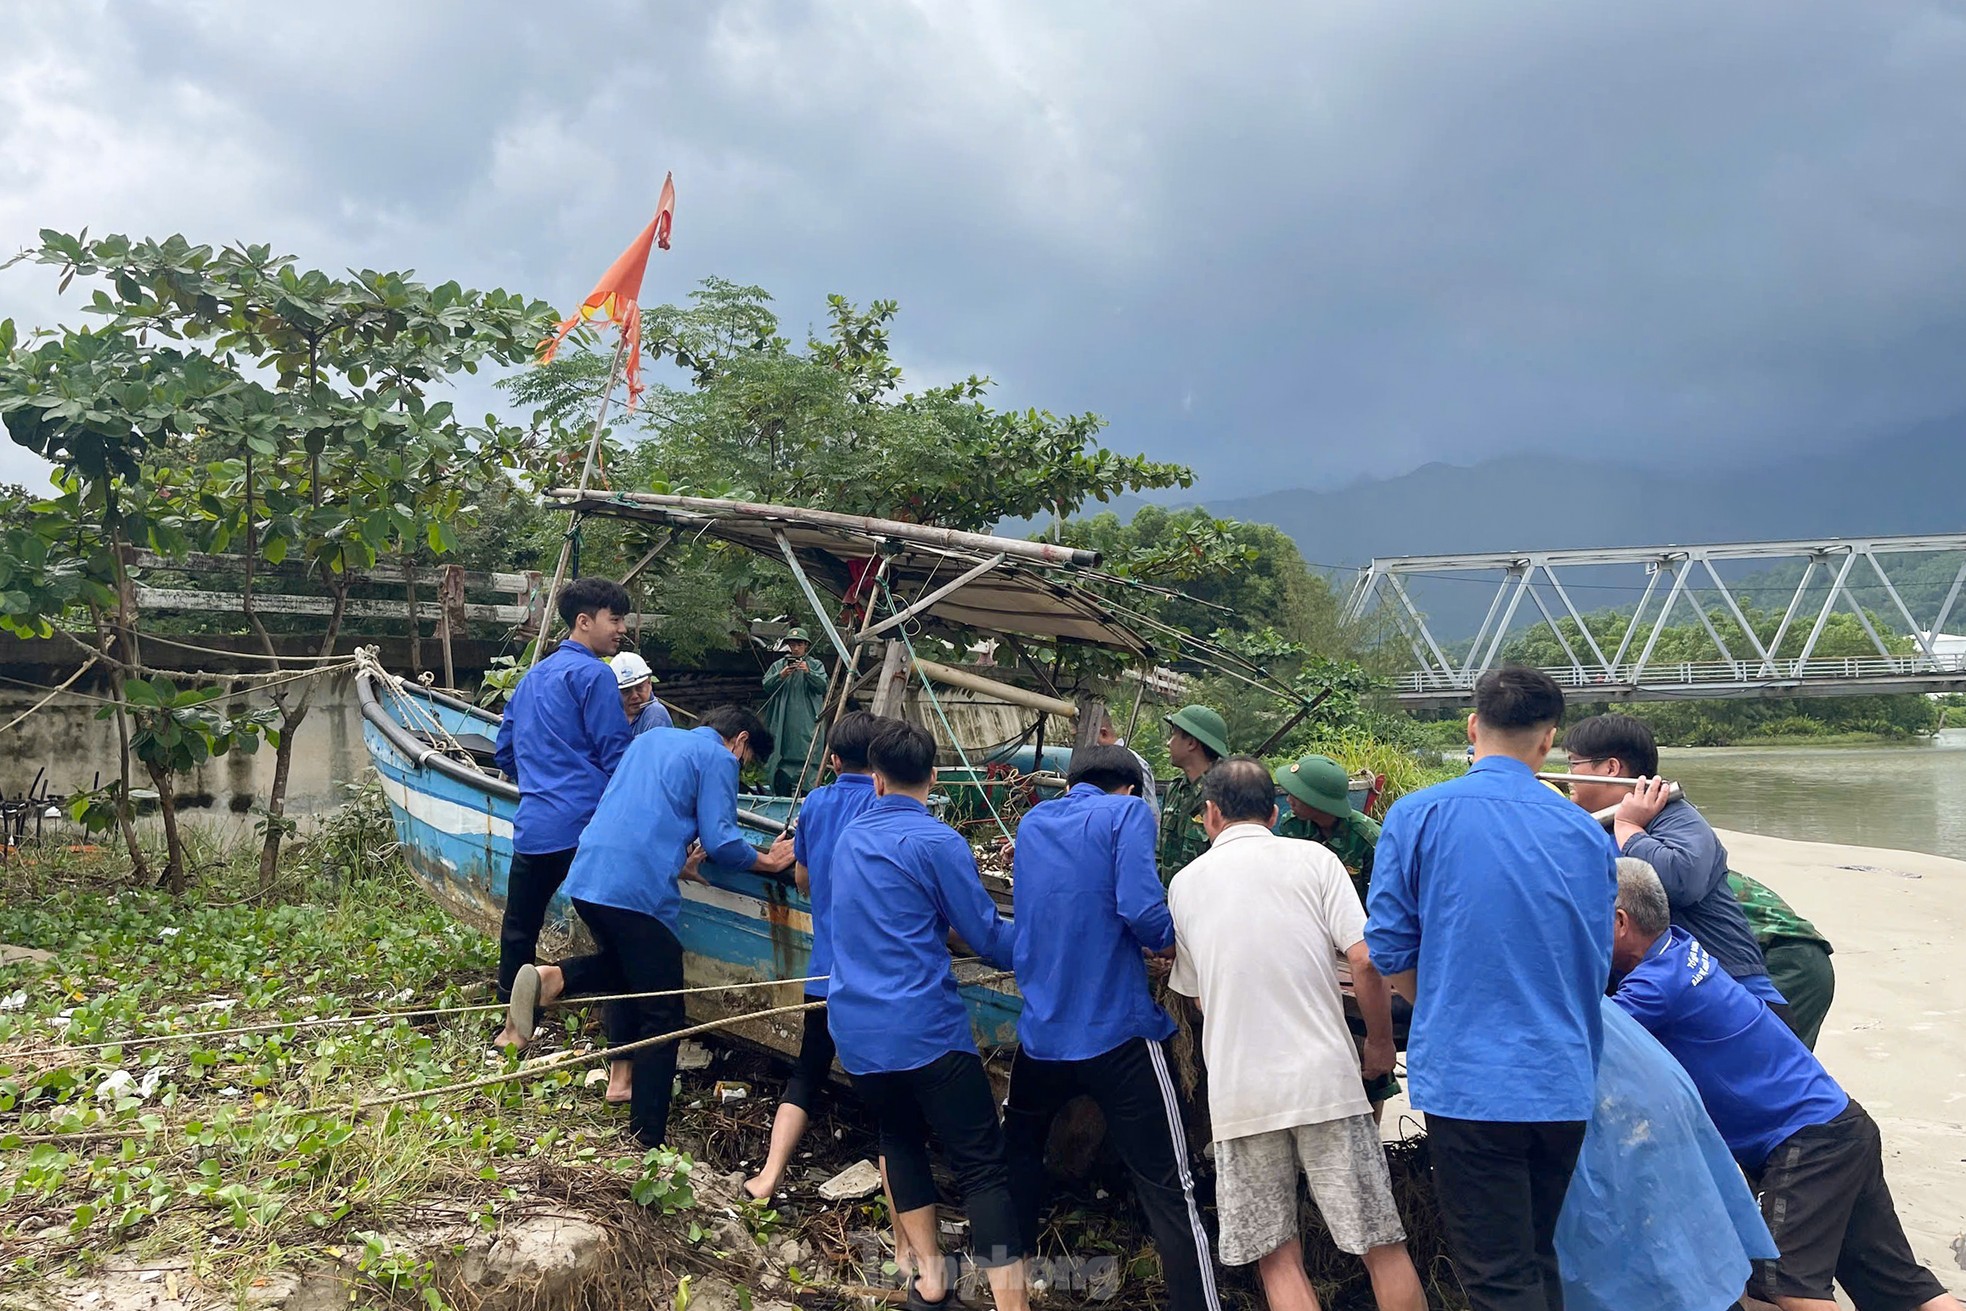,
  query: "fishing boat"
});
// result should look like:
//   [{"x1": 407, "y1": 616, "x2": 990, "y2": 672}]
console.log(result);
[{"x1": 356, "y1": 492, "x2": 1338, "y2": 1070}]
